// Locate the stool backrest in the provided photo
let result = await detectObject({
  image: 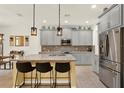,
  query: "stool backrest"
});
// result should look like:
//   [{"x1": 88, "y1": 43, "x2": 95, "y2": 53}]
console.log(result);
[
  {"x1": 36, "y1": 62, "x2": 52, "y2": 72},
  {"x1": 55, "y1": 62, "x2": 70, "y2": 73},
  {"x1": 16, "y1": 62, "x2": 33, "y2": 73}
]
